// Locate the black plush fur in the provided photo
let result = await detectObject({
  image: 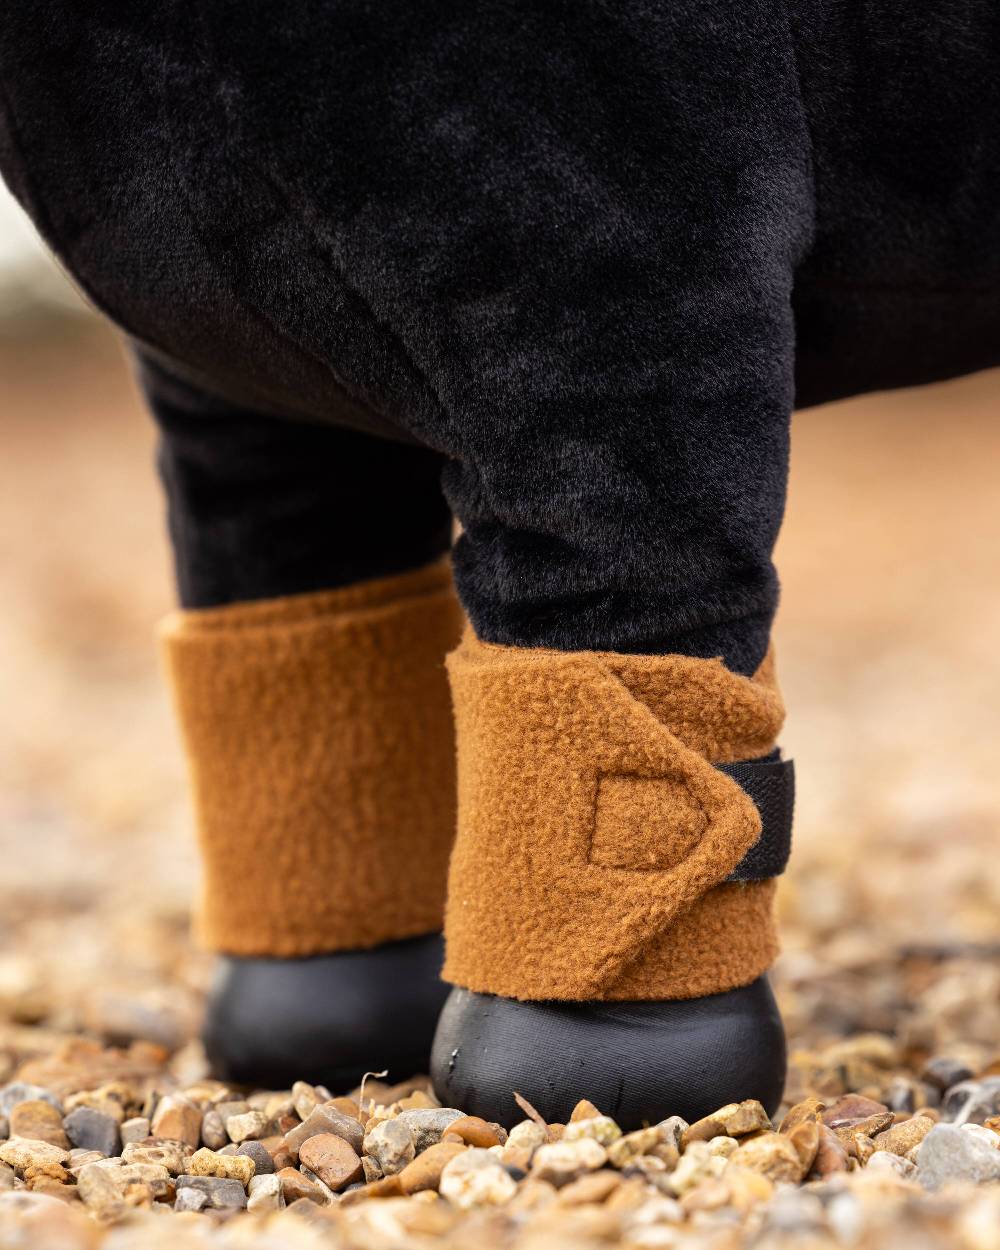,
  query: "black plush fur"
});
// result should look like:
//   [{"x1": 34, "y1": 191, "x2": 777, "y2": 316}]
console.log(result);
[{"x1": 2, "y1": 2, "x2": 999, "y2": 672}]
